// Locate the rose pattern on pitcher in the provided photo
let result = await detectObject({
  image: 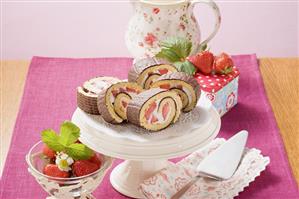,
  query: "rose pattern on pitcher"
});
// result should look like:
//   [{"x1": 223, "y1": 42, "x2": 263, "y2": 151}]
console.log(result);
[
  {"x1": 144, "y1": 33, "x2": 157, "y2": 46},
  {"x1": 153, "y1": 8, "x2": 160, "y2": 14}
]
